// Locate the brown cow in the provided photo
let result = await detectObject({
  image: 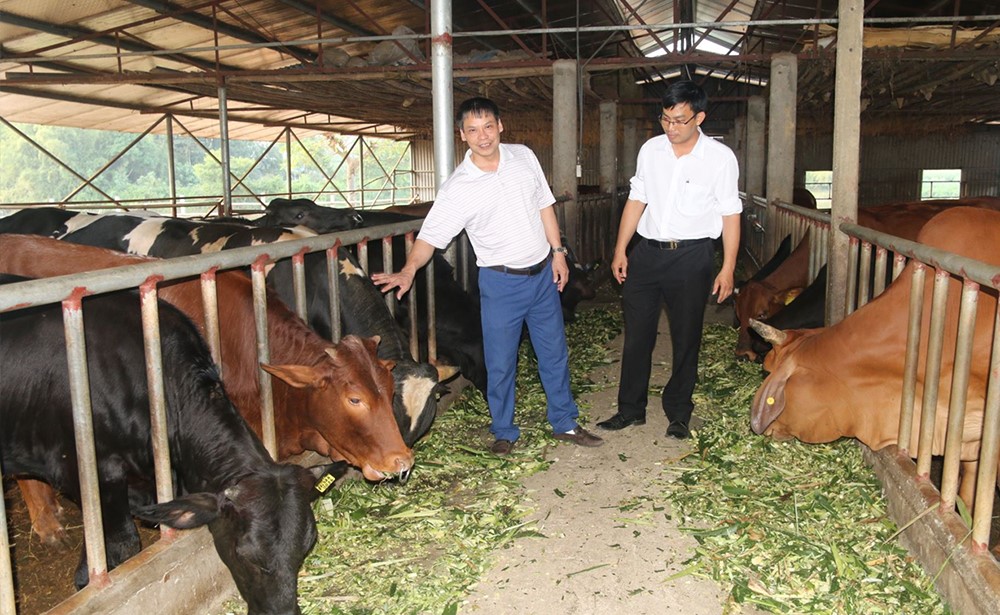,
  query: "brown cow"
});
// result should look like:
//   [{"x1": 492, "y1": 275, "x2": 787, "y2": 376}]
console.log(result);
[
  {"x1": 734, "y1": 196, "x2": 1000, "y2": 361},
  {"x1": 750, "y1": 206, "x2": 999, "y2": 506},
  {"x1": 0, "y1": 235, "x2": 413, "y2": 543}
]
